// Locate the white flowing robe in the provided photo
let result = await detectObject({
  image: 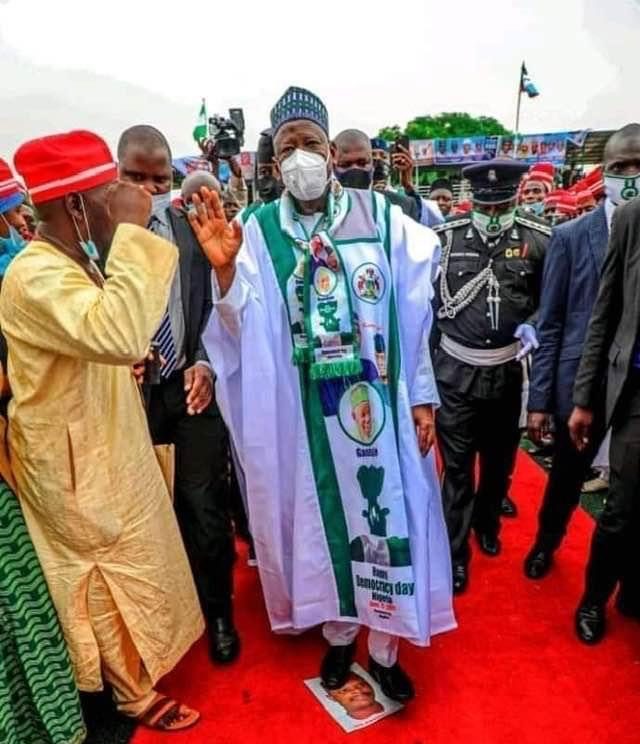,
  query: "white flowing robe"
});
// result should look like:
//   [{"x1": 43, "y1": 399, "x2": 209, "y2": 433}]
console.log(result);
[{"x1": 204, "y1": 191, "x2": 455, "y2": 645}]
